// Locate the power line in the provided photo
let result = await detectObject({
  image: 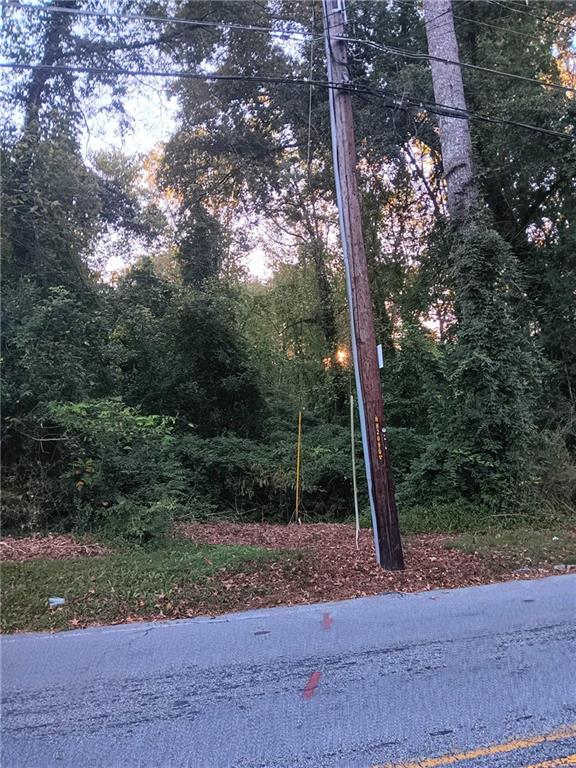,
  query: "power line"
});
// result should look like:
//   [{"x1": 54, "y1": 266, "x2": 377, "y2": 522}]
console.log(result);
[
  {"x1": 452, "y1": 12, "x2": 563, "y2": 42},
  {"x1": 1, "y1": 2, "x2": 309, "y2": 40},
  {"x1": 396, "y1": 0, "x2": 576, "y2": 42},
  {"x1": 305, "y1": 1, "x2": 315, "y2": 173},
  {"x1": 2, "y1": 61, "x2": 573, "y2": 141},
  {"x1": 350, "y1": 37, "x2": 575, "y2": 94},
  {"x1": 370, "y1": 82, "x2": 575, "y2": 141},
  {"x1": 486, "y1": 0, "x2": 576, "y2": 35},
  {"x1": 4, "y1": 2, "x2": 572, "y2": 94}
]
